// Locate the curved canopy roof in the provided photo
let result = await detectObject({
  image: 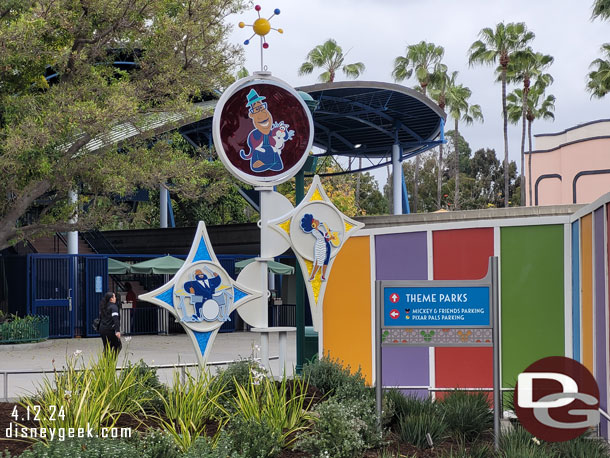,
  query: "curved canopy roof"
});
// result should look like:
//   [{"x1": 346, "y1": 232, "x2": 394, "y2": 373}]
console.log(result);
[
  {"x1": 178, "y1": 80, "x2": 445, "y2": 175},
  {"x1": 296, "y1": 81, "x2": 446, "y2": 161}
]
